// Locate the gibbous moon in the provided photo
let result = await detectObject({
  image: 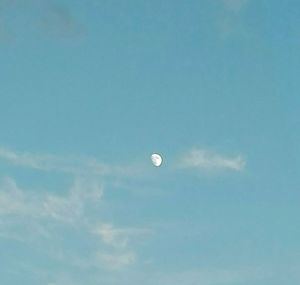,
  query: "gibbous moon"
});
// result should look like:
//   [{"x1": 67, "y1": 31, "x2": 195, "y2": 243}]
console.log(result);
[{"x1": 151, "y1": 153, "x2": 163, "y2": 167}]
